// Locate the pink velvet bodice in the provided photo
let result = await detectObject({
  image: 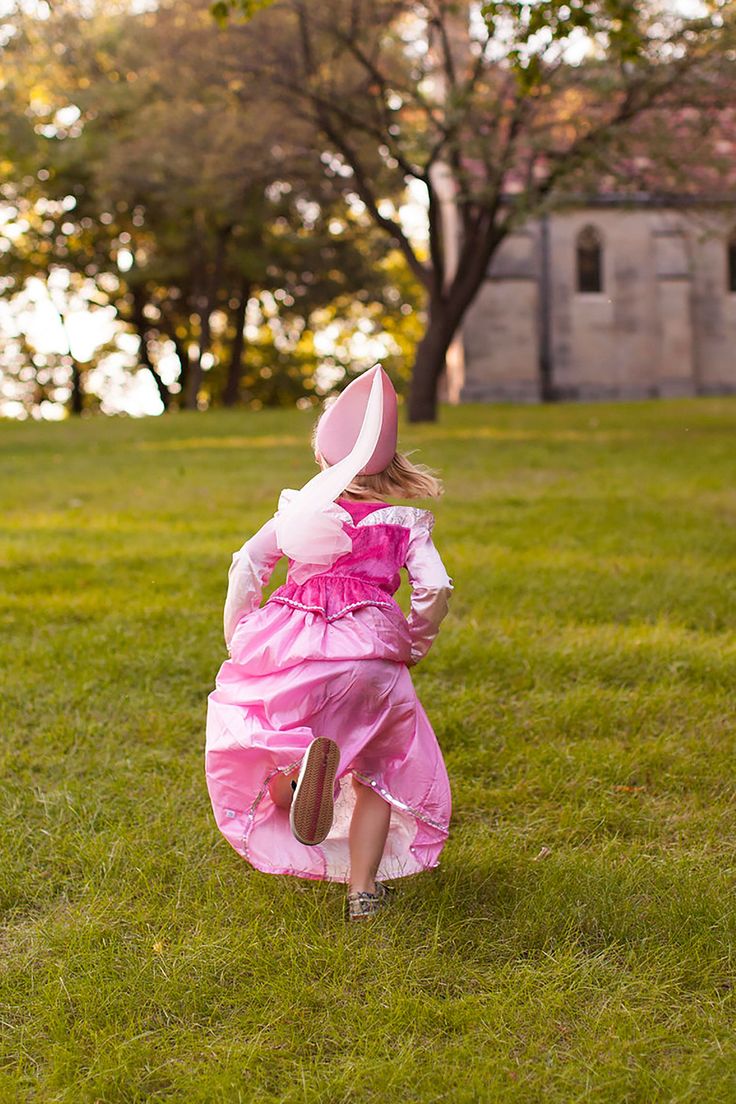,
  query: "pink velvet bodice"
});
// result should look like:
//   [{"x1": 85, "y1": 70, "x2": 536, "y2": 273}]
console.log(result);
[
  {"x1": 222, "y1": 491, "x2": 453, "y2": 667},
  {"x1": 268, "y1": 499, "x2": 410, "y2": 622}
]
